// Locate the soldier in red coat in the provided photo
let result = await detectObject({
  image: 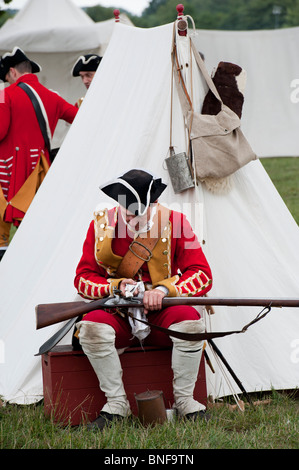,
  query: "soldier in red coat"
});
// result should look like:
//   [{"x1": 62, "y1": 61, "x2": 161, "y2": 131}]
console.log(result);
[
  {"x1": 0, "y1": 47, "x2": 78, "y2": 259},
  {"x1": 74, "y1": 169, "x2": 213, "y2": 429}
]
